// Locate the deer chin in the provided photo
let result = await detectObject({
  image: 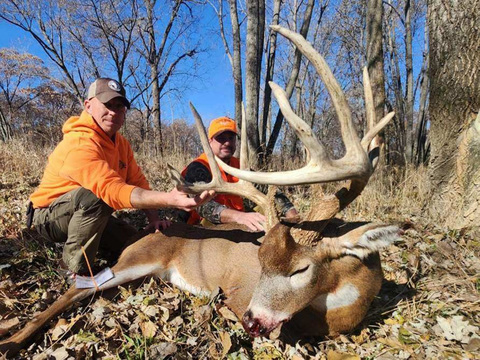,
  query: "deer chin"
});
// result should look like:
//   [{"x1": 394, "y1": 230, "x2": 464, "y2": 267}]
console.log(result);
[{"x1": 241, "y1": 309, "x2": 291, "y2": 337}]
